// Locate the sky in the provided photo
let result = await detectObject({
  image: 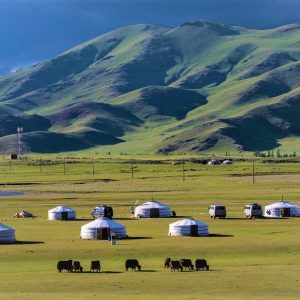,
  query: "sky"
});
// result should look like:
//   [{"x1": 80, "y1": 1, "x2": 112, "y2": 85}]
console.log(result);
[{"x1": 1, "y1": 0, "x2": 300, "y2": 75}]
